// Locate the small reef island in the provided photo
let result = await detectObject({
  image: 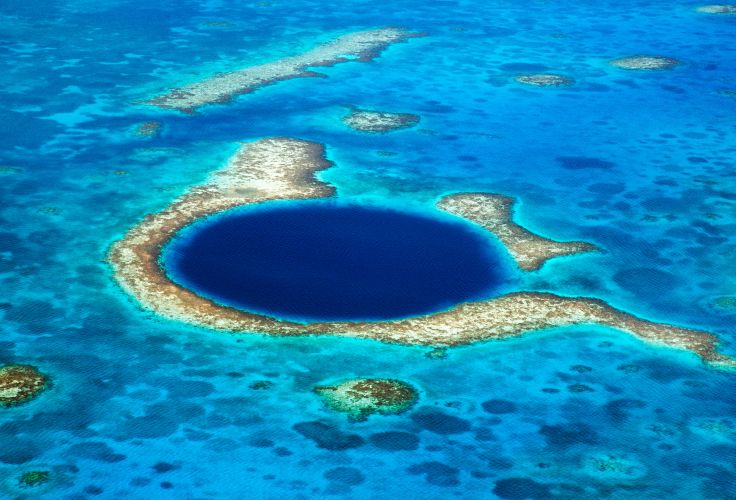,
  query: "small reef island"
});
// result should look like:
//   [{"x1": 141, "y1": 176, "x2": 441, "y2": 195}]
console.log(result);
[
  {"x1": 315, "y1": 378, "x2": 418, "y2": 421},
  {"x1": 144, "y1": 28, "x2": 424, "y2": 113},
  {"x1": 108, "y1": 137, "x2": 735, "y2": 370}
]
